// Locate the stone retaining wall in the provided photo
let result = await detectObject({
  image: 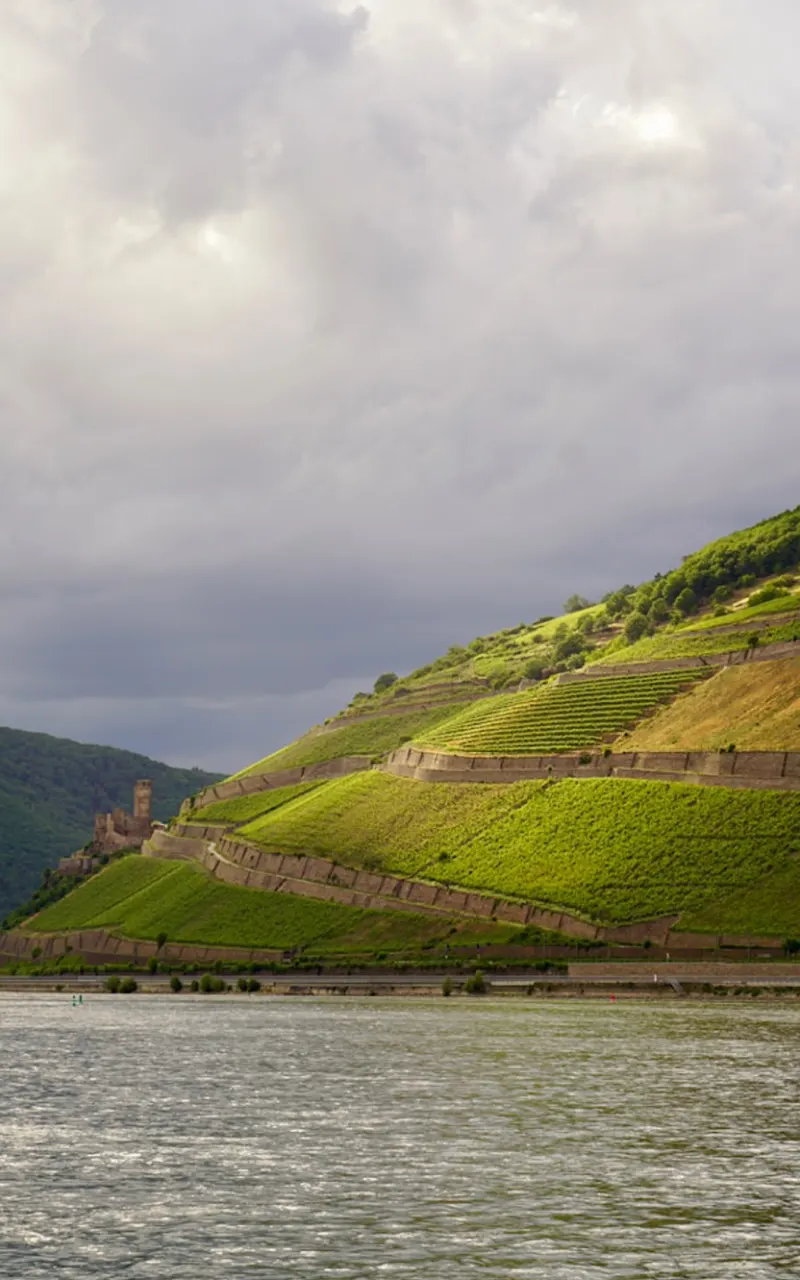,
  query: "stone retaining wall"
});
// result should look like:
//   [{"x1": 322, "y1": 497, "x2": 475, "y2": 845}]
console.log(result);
[
  {"x1": 562, "y1": 637, "x2": 799, "y2": 681},
  {"x1": 0, "y1": 927, "x2": 283, "y2": 967},
  {"x1": 184, "y1": 755, "x2": 372, "y2": 813},
  {"x1": 570, "y1": 961, "x2": 792, "y2": 981},
  {"x1": 384, "y1": 746, "x2": 800, "y2": 790}
]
